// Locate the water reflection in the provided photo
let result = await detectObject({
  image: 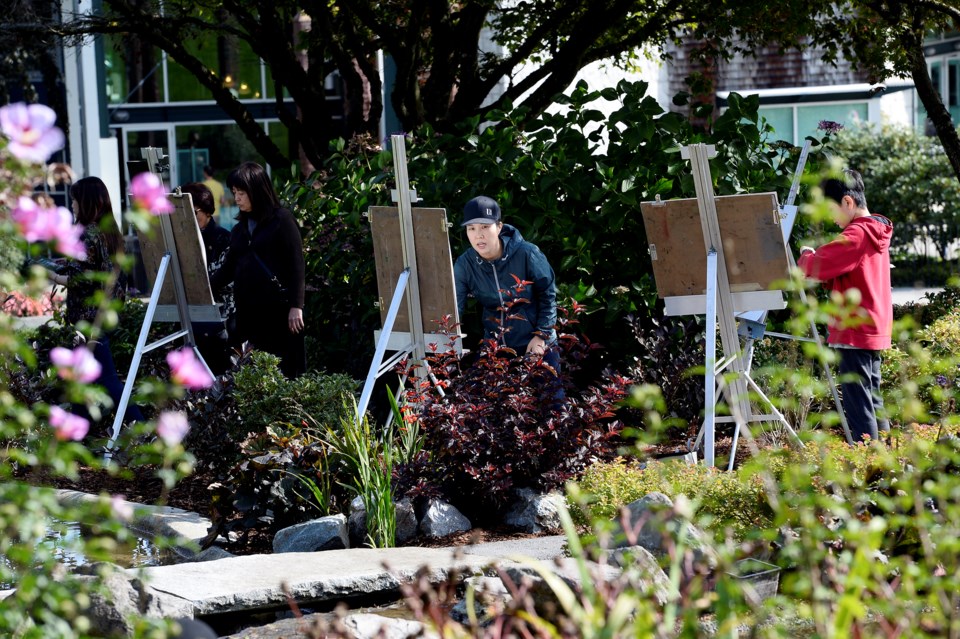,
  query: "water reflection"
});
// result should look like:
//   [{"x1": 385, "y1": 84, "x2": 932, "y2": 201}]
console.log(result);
[{"x1": 48, "y1": 520, "x2": 167, "y2": 569}]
